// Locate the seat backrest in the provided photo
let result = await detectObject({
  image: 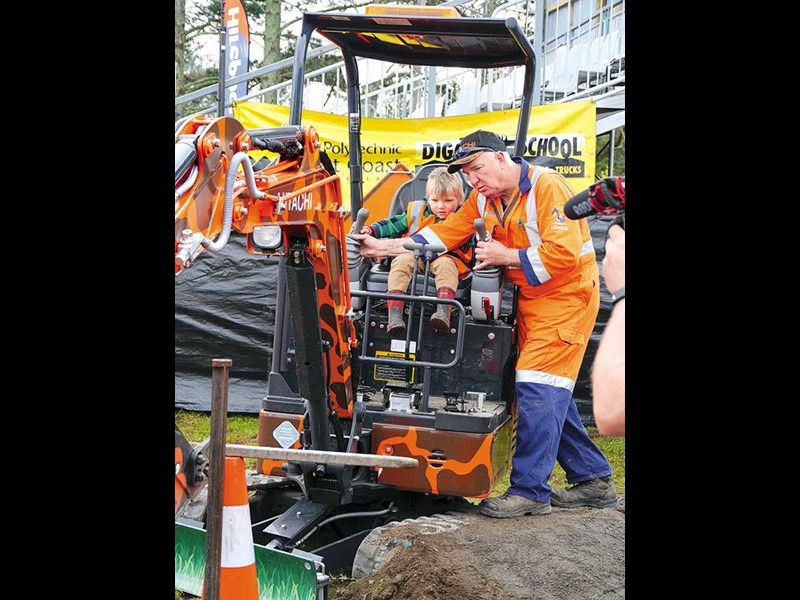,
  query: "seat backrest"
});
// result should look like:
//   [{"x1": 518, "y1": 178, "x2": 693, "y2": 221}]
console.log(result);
[{"x1": 387, "y1": 162, "x2": 472, "y2": 218}]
